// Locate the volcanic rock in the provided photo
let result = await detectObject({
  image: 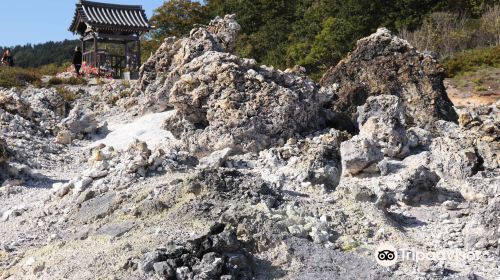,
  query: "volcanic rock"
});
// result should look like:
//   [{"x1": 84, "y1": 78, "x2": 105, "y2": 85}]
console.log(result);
[
  {"x1": 164, "y1": 51, "x2": 330, "y2": 153},
  {"x1": 430, "y1": 136, "x2": 479, "y2": 179},
  {"x1": 357, "y1": 95, "x2": 411, "y2": 158},
  {"x1": 137, "y1": 14, "x2": 242, "y2": 111},
  {"x1": 320, "y1": 28, "x2": 458, "y2": 130},
  {"x1": 0, "y1": 90, "x2": 33, "y2": 120},
  {"x1": 340, "y1": 135, "x2": 384, "y2": 176}
]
